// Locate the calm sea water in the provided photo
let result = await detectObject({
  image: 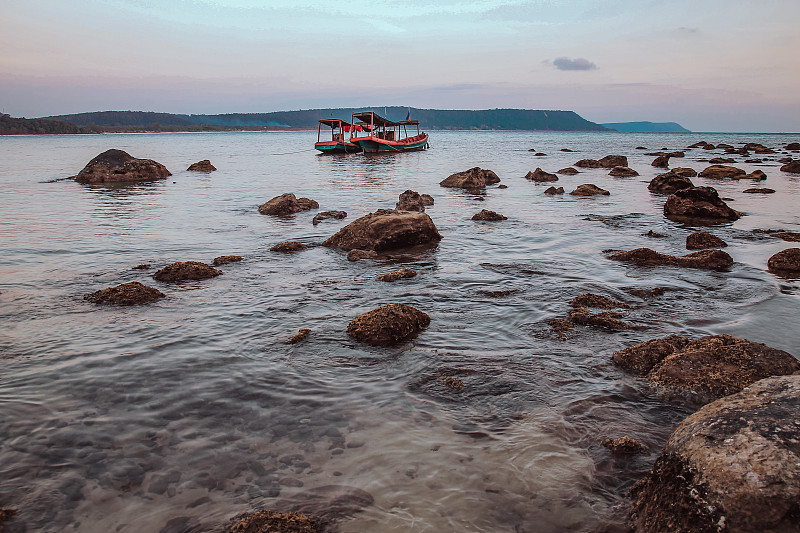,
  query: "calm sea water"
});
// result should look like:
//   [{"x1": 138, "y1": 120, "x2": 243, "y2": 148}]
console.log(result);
[{"x1": 1, "y1": 131, "x2": 798, "y2": 532}]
